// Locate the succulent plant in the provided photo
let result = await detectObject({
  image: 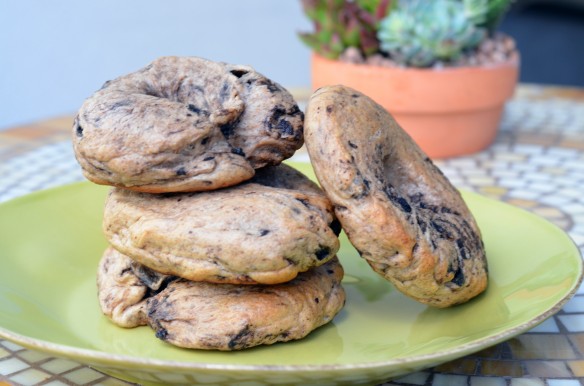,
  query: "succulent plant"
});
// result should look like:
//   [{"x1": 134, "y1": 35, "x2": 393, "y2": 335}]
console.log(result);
[
  {"x1": 377, "y1": 0, "x2": 488, "y2": 67},
  {"x1": 299, "y1": 0, "x2": 393, "y2": 60},
  {"x1": 481, "y1": 0, "x2": 513, "y2": 34}
]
